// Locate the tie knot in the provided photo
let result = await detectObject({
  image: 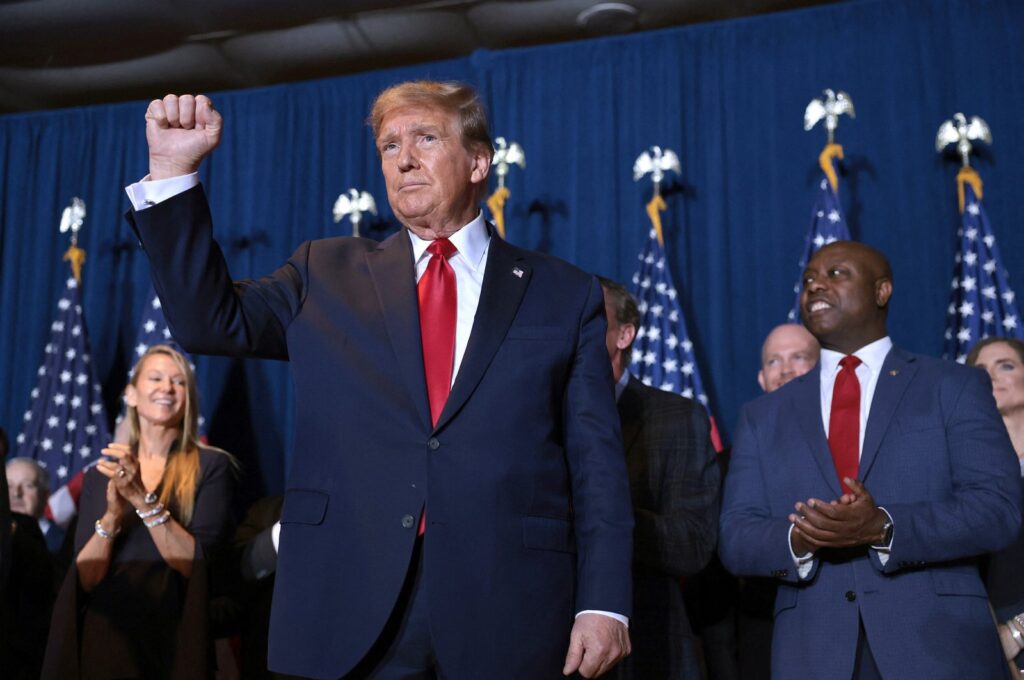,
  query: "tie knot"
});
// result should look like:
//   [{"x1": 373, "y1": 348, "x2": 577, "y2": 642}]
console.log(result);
[
  {"x1": 427, "y1": 238, "x2": 457, "y2": 260},
  {"x1": 839, "y1": 355, "x2": 862, "y2": 371}
]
